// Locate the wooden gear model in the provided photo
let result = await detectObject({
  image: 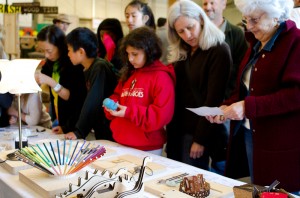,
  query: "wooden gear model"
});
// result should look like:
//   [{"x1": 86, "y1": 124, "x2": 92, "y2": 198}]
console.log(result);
[
  {"x1": 179, "y1": 174, "x2": 210, "y2": 198},
  {"x1": 56, "y1": 156, "x2": 152, "y2": 198}
]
